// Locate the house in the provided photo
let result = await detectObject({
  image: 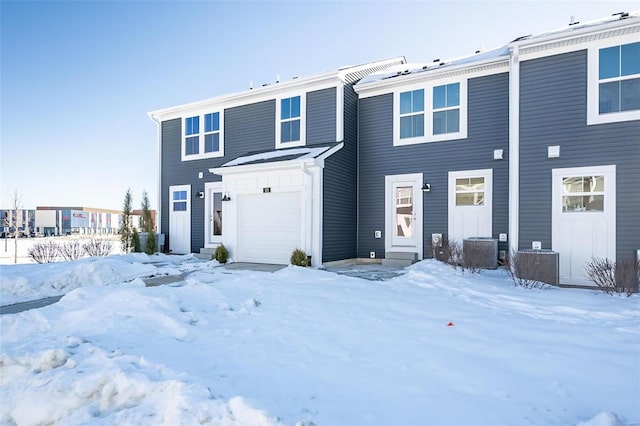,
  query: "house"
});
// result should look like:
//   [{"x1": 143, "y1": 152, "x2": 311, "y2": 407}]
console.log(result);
[
  {"x1": 150, "y1": 12, "x2": 639, "y2": 285},
  {"x1": 149, "y1": 58, "x2": 406, "y2": 266}
]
